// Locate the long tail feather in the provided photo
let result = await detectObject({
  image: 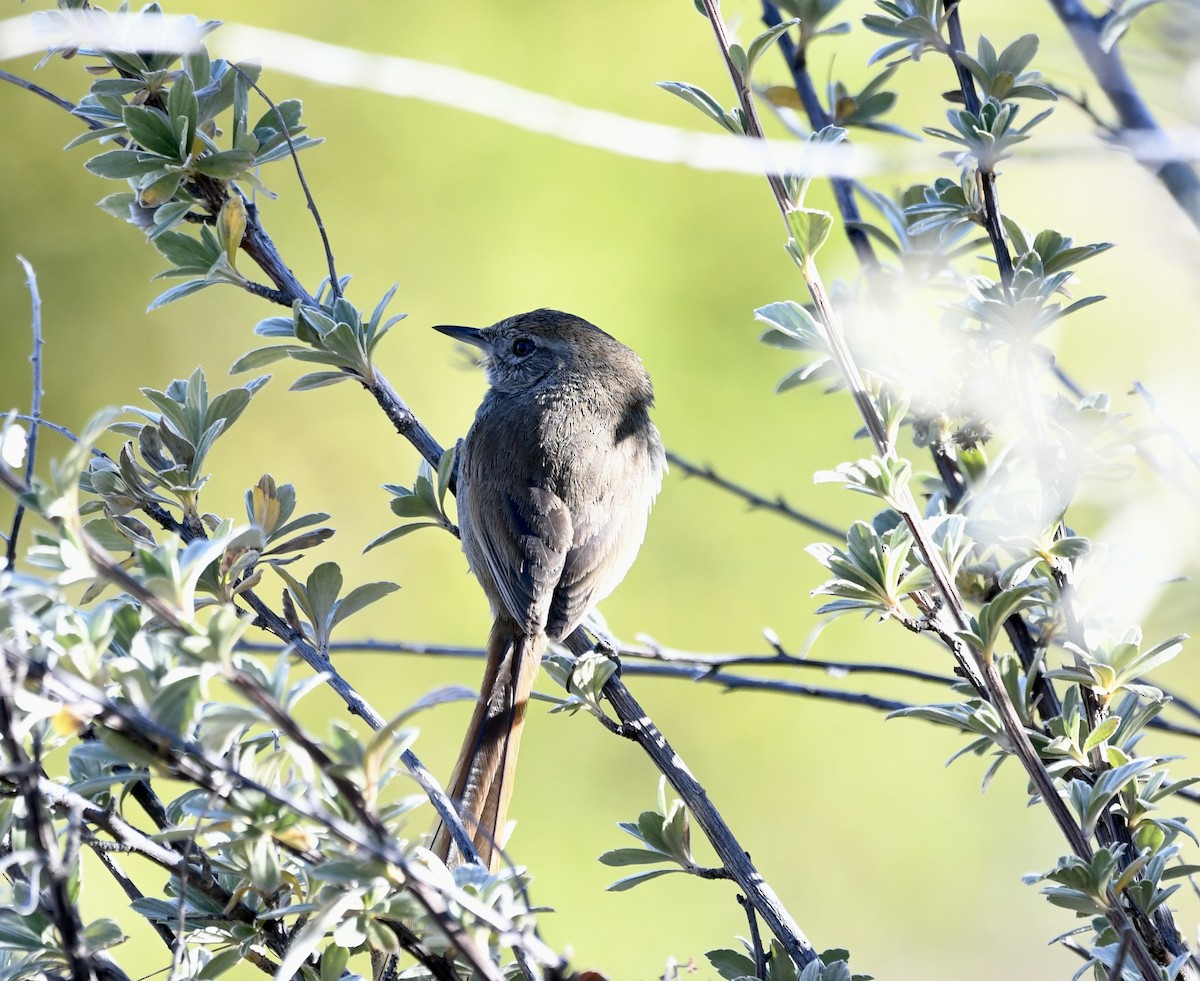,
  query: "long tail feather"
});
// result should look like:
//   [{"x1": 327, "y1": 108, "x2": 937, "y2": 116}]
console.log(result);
[{"x1": 431, "y1": 617, "x2": 545, "y2": 870}]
